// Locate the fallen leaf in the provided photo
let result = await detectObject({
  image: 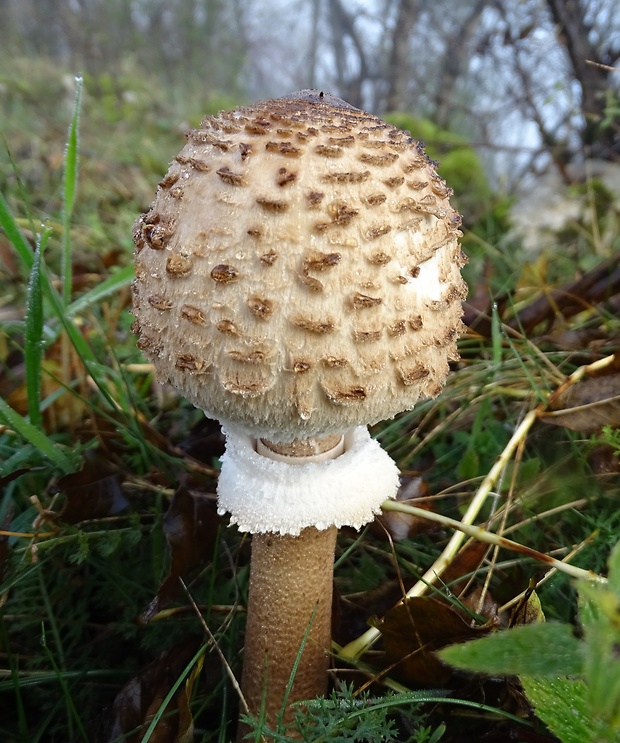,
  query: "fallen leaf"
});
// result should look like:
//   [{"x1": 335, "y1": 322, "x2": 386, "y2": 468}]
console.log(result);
[
  {"x1": 440, "y1": 540, "x2": 489, "y2": 595},
  {"x1": 139, "y1": 485, "x2": 221, "y2": 623},
  {"x1": 56, "y1": 450, "x2": 128, "y2": 524},
  {"x1": 589, "y1": 444, "x2": 620, "y2": 475},
  {"x1": 541, "y1": 373, "x2": 620, "y2": 433},
  {"x1": 103, "y1": 640, "x2": 201, "y2": 743},
  {"x1": 508, "y1": 586, "x2": 545, "y2": 627},
  {"x1": 458, "y1": 585, "x2": 500, "y2": 624},
  {"x1": 376, "y1": 596, "x2": 486, "y2": 686},
  {"x1": 175, "y1": 416, "x2": 226, "y2": 466},
  {"x1": 333, "y1": 580, "x2": 404, "y2": 647},
  {"x1": 374, "y1": 476, "x2": 437, "y2": 542}
]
